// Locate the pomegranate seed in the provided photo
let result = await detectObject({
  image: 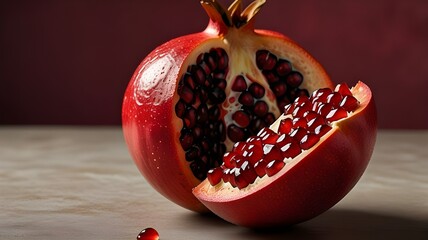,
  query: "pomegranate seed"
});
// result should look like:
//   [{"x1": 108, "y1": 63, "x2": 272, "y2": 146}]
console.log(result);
[
  {"x1": 307, "y1": 115, "x2": 327, "y2": 132},
  {"x1": 272, "y1": 81, "x2": 287, "y2": 97},
  {"x1": 278, "y1": 118, "x2": 293, "y2": 134},
  {"x1": 191, "y1": 65, "x2": 206, "y2": 85},
  {"x1": 174, "y1": 100, "x2": 186, "y2": 118},
  {"x1": 227, "y1": 124, "x2": 246, "y2": 142},
  {"x1": 210, "y1": 48, "x2": 228, "y2": 70},
  {"x1": 275, "y1": 59, "x2": 292, "y2": 76},
  {"x1": 263, "y1": 144, "x2": 283, "y2": 163},
  {"x1": 232, "y1": 75, "x2": 247, "y2": 92},
  {"x1": 178, "y1": 85, "x2": 194, "y2": 104},
  {"x1": 326, "y1": 92, "x2": 343, "y2": 108},
  {"x1": 196, "y1": 103, "x2": 208, "y2": 123},
  {"x1": 300, "y1": 133, "x2": 320, "y2": 150},
  {"x1": 222, "y1": 168, "x2": 231, "y2": 183},
  {"x1": 208, "y1": 105, "x2": 220, "y2": 121},
  {"x1": 232, "y1": 110, "x2": 251, "y2": 128},
  {"x1": 238, "y1": 91, "x2": 254, "y2": 106},
  {"x1": 223, "y1": 152, "x2": 235, "y2": 168},
  {"x1": 249, "y1": 82, "x2": 265, "y2": 98},
  {"x1": 257, "y1": 127, "x2": 278, "y2": 143},
  {"x1": 254, "y1": 159, "x2": 268, "y2": 177},
  {"x1": 292, "y1": 117, "x2": 308, "y2": 129},
  {"x1": 228, "y1": 168, "x2": 238, "y2": 187},
  {"x1": 254, "y1": 101, "x2": 269, "y2": 117},
  {"x1": 290, "y1": 127, "x2": 308, "y2": 142},
  {"x1": 303, "y1": 110, "x2": 319, "y2": 121},
  {"x1": 203, "y1": 52, "x2": 217, "y2": 71},
  {"x1": 317, "y1": 103, "x2": 334, "y2": 117},
  {"x1": 256, "y1": 50, "x2": 277, "y2": 70},
  {"x1": 246, "y1": 146, "x2": 264, "y2": 165},
  {"x1": 315, "y1": 124, "x2": 332, "y2": 137},
  {"x1": 185, "y1": 146, "x2": 200, "y2": 161},
  {"x1": 137, "y1": 227, "x2": 159, "y2": 240},
  {"x1": 182, "y1": 73, "x2": 195, "y2": 90},
  {"x1": 335, "y1": 82, "x2": 352, "y2": 96},
  {"x1": 183, "y1": 107, "x2": 196, "y2": 128},
  {"x1": 265, "y1": 160, "x2": 285, "y2": 177},
  {"x1": 207, "y1": 167, "x2": 223, "y2": 185},
  {"x1": 263, "y1": 70, "x2": 280, "y2": 84},
  {"x1": 326, "y1": 107, "x2": 348, "y2": 122},
  {"x1": 280, "y1": 142, "x2": 301, "y2": 159},
  {"x1": 311, "y1": 88, "x2": 332, "y2": 103},
  {"x1": 284, "y1": 103, "x2": 295, "y2": 115},
  {"x1": 232, "y1": 141, "x2": 246, "y2": 154},
  {"x1": 286, "y1": 71, "x2": 303, "y2": 88},
  {"x1": 235, "y1": 161, "x2": 257, "y2": 189},
  {"x1": 340, "y1": 95, "x2": 359, "y2": 112},
  {"x1": 292, "y1": 102, "x2": 312, "y2": 117},
  {"x1": 179, "y1": 132, "x2": 194, "y2": 151}
]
